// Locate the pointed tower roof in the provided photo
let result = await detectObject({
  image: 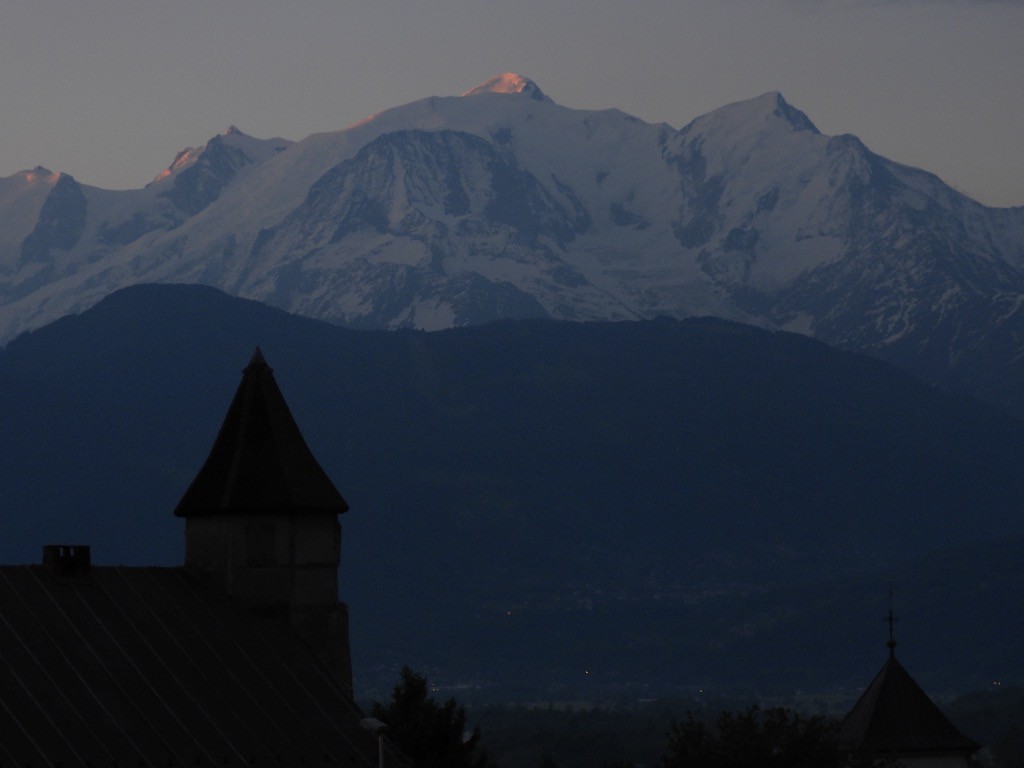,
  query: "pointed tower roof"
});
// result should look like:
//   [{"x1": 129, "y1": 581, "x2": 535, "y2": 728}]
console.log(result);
[
  {"x1": 174, "y1": 348, "x2": 348, "y2": 517},
  {"x1": 838, "y1": 647, "x2": 978, "y2": 759}
]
